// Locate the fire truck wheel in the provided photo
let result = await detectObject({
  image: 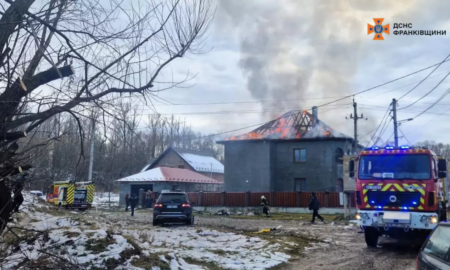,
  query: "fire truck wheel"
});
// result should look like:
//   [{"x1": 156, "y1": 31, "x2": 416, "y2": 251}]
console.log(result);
[{"x1": 364, "y1": 227, "x2": 379, "y2": 248}]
